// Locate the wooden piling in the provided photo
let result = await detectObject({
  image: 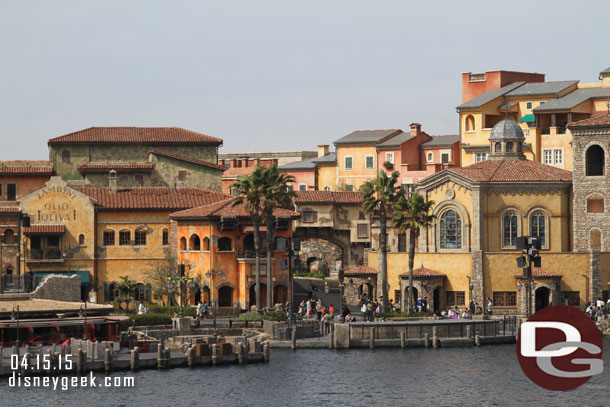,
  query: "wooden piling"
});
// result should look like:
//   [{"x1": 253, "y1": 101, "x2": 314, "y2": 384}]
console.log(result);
[
  {"x1": 104, "y1": 348, "x2": 112, "y2": 373},
  {"x1": 424, "y1": 333, "x2": 430, "y2": 348},
  {"x1": 187, "y1": 346, "x2": 195, "y2": 368},
  {"x1": 131, "y1": 347, "x2": 139, "y2": 371},
  {"x1": 400, "y1": 331, "x2": 406, "y2": 349},
  {"x1": 77, "y1": 349, "x2": 86, "y2": 375},
  {"x1": 475, "y1": 334, "x2": 480, "y2": 346},
  {"x1": 369, "y1": 327, "x2": 375, "y2": 349},
  {"x1": 263, "y1": 342, "x2": 269, "y2": 363},
  {"x1": 432, "y1": 326, "x2": 438, "y2": 348},
  {"x1": 329, "y1": 331, "x2": 334, "y2": 350},
  {"x1": 211, "y1": 344, "x2": 219, "y2": 366},
  {"x1": 291, "y1": 326, "x2": 297, "y2": 350}
]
